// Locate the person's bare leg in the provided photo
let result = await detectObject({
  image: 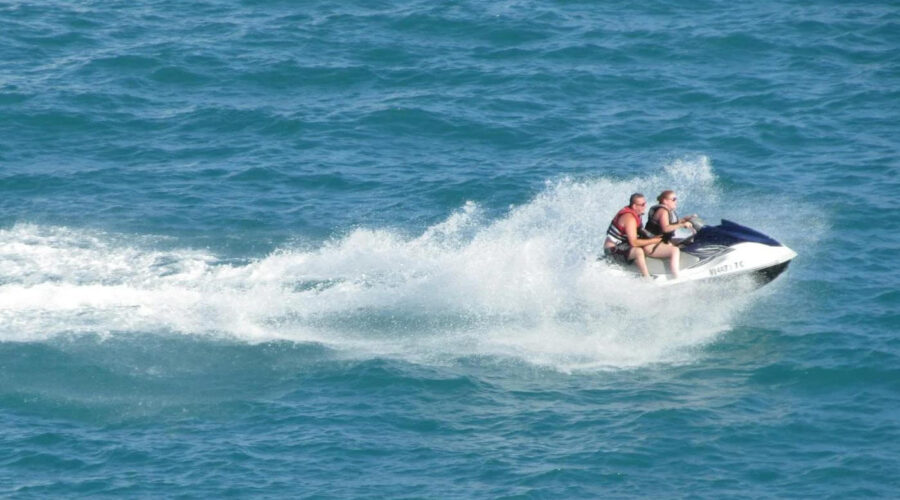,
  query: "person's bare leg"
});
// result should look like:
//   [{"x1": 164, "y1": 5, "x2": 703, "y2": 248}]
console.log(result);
[
  {"x1": 646, "y1": 243, "x2": 680, "y2": 279},
  {"x1": 630, "y1": 247, "x2": 649, "y2": 277},
  {"x1": 669, "y1": 246, "x2": 680, "y2": 279}
]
